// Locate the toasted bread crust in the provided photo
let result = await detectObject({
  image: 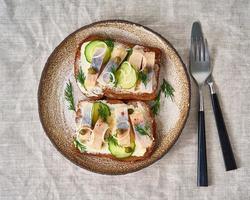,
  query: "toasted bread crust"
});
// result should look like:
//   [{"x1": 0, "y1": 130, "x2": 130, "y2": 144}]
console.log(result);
[
  {"x1": 74, "y1": 100, "x2": 156, "y2": 162},
  {"x1": 74, "y1": 35, "x2": 161, "y2": 100}
]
